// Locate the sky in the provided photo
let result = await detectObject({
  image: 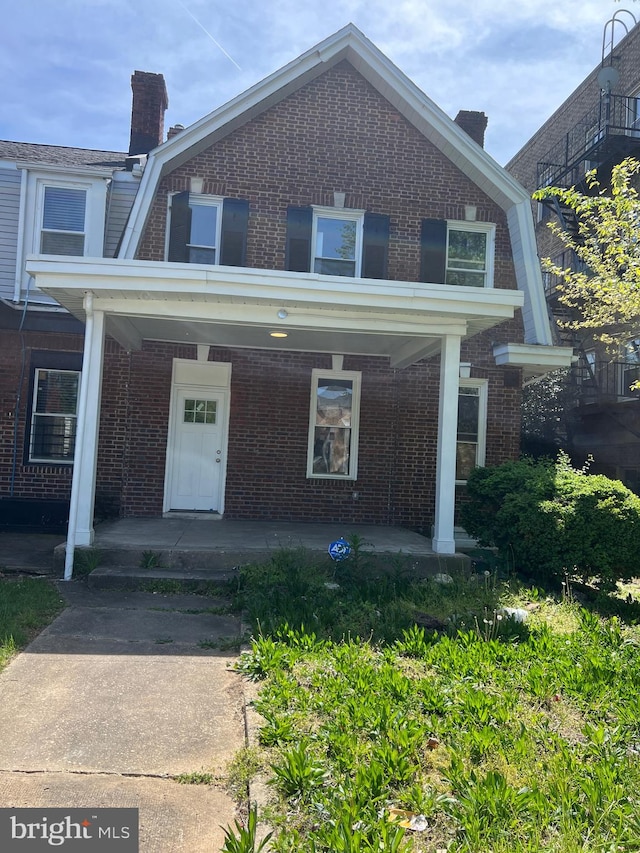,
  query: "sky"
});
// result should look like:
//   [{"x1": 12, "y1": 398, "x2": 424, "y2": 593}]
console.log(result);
[{"x1": 2, "y1": 0, "x2": 638, "y2": 167}]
